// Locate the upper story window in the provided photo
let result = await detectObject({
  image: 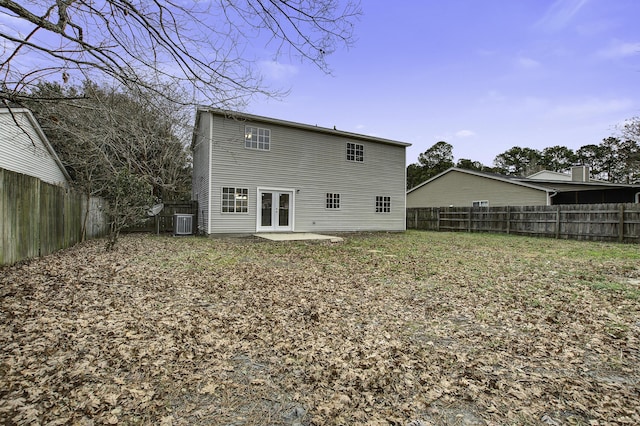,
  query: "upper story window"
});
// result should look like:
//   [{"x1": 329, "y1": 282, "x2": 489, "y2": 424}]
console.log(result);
[
  {"x1": 346, "y1": 142, "x2": 364, "y2": 162},
  {"x1": 472, "y1": 200, "x2": 489, "y2": 207},
  {"x1": 326, "y1": 193, "x2": 340, "y2": 209},
  {"x1": 222, "y1": 187, "x2": 248, "y2": 213},
  {"x1": 245, "y1": 126, "x2": 270, "y2": 150},
  {"x1": 375, "y1": 196, "x2": 391, "y2": 213}
]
